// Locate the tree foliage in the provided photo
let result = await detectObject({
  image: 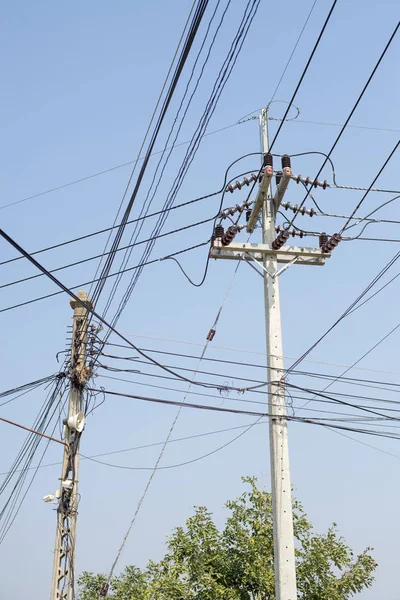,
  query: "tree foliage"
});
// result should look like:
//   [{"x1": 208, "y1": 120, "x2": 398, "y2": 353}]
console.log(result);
[{"x1": 78, "y1": 477, "x2": 377, "y2": 599}]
